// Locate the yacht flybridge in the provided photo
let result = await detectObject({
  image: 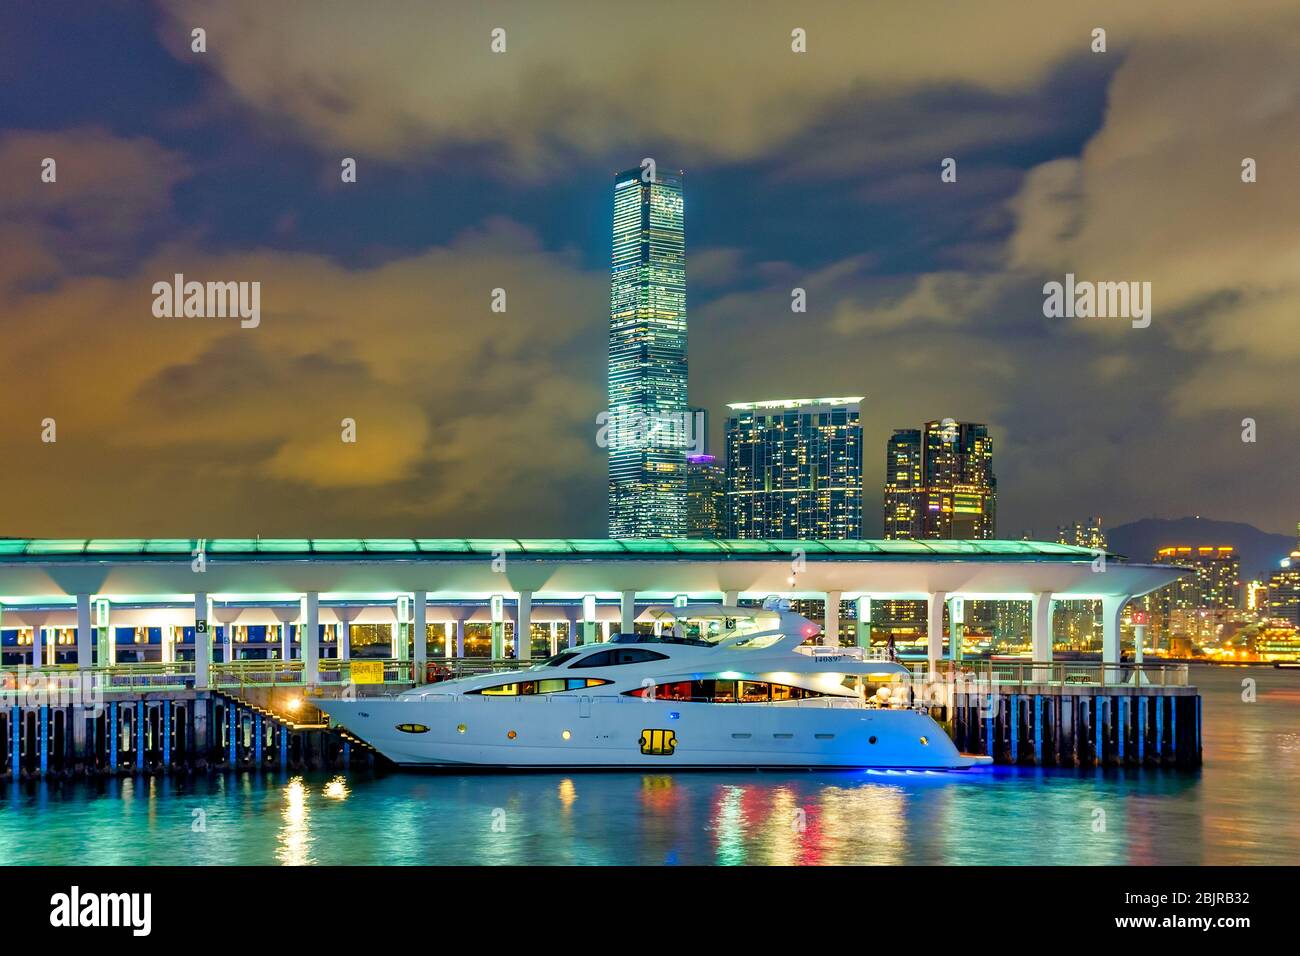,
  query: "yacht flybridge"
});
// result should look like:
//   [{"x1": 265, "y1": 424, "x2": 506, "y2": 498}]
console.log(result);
[{"x1": 313, "y1": 604, "x2": 992, "y2": 770}]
